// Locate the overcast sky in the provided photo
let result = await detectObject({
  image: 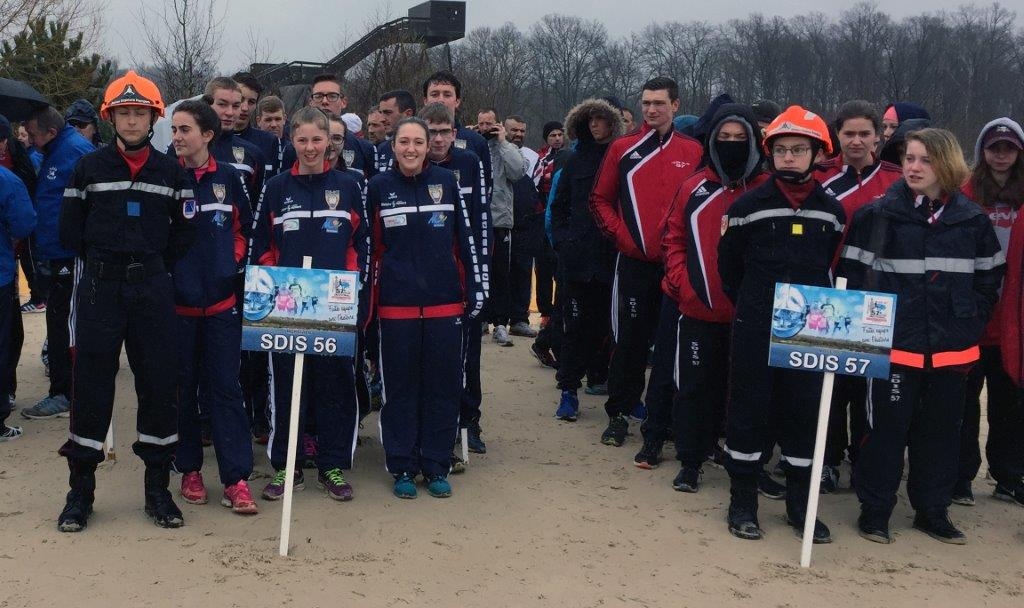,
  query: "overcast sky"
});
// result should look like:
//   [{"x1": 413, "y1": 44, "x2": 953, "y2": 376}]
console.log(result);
[{"x1": 103, "y1": 0, "x2": 983, "y2": 72}]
